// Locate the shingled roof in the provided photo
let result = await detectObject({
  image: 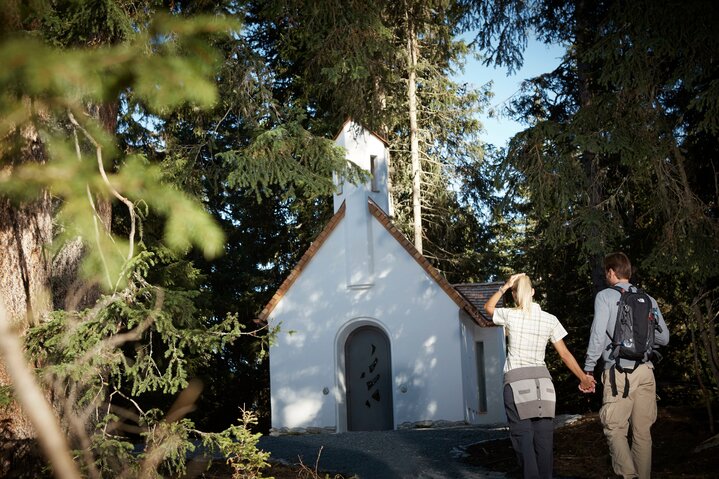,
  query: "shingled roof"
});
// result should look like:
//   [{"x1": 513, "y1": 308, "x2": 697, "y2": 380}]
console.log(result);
[{"x1": 453, "y1": 282, "x2": 505, "y2": 324}]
